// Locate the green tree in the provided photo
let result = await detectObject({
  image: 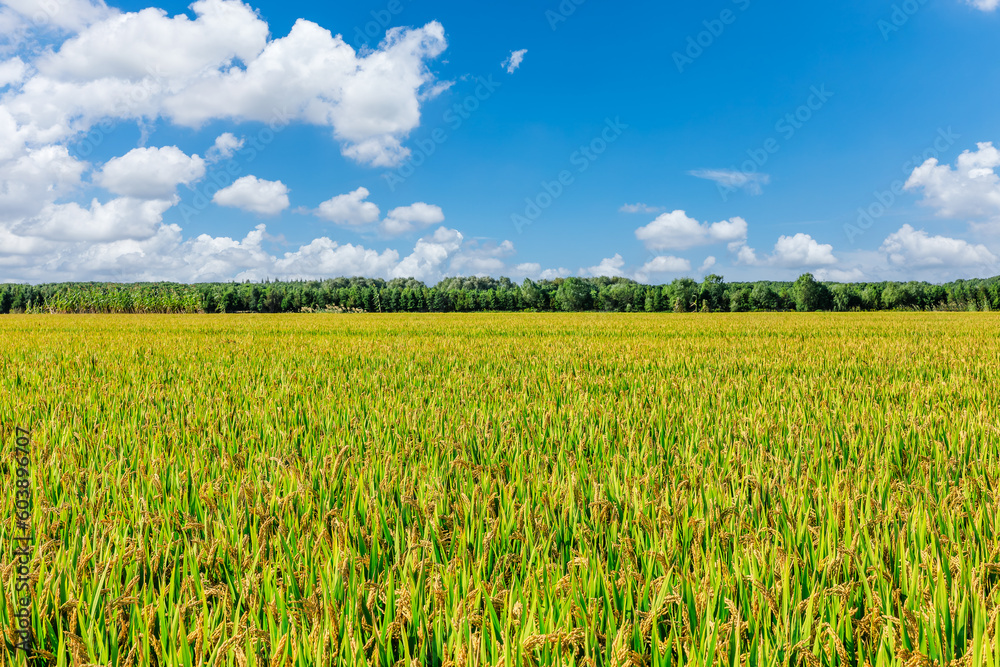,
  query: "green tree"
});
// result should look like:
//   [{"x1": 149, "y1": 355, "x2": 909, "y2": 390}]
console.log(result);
[
  {"x1": 698, "y1": 275, "x2": 727, "y2": 312},
  {"x1": 792, "y1": 274, "x2": 831, "y2": 312},
  {"x1": 667, "y1": 278, "x2": 698, "y2": 313},
  {"x1": 219, "y1": 287, "x2": 239, "y2": 313},
  {"x1": 555, "y1": 278, "x2": 592, "y2": 311},
  {"x1": 729, "y1": 288, "x2": 751, "y2": 312},
  {"x1": 750, "y1": 283, "x2": 779, "y2": 311},
  {"x1": 831, "y1": 284, "x2": 860, "y2": 312}
]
